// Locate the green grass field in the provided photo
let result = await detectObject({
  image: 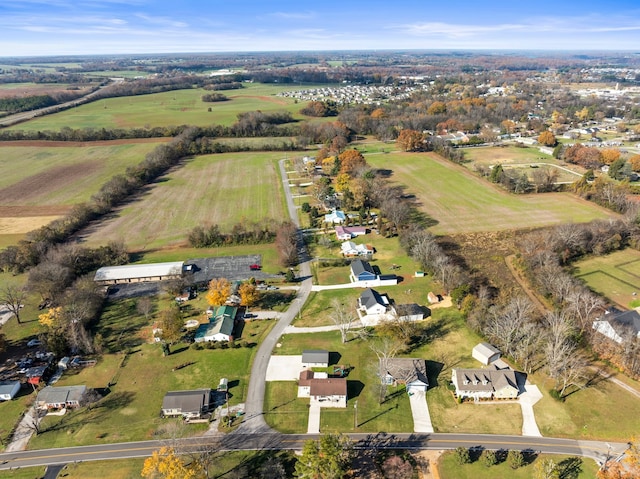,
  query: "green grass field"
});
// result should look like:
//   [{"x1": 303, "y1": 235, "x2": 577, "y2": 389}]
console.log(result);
[
  {"x1": 7, "y1": 83, "x2": 332, "y2": 131},
  {"x1": 366, "y1": 151, "x2": 615, "y2": 235},
  {"x1": 573, "y1": 249, "x2": 640, "y2": 308},
  {"x1": 78, "y1": 151, "x2": 286, "y2": 249}
]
